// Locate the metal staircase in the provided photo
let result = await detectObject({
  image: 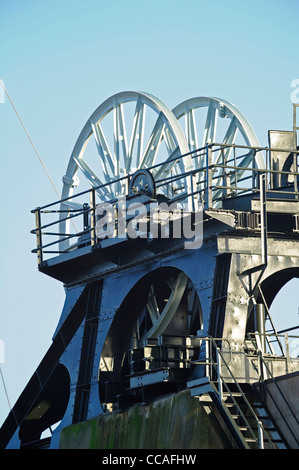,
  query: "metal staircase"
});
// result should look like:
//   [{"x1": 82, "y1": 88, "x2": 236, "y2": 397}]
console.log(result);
[{"x1": 187, "y1": 337, "x2": 289, "y2": 449}]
